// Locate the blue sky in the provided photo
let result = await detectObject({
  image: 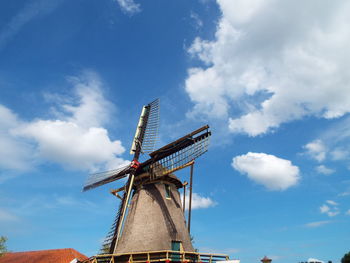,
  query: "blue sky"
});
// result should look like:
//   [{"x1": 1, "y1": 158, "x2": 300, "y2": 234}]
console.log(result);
[{"x1": 0, "y1": 0, "x2": 350, "y2": 262}]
